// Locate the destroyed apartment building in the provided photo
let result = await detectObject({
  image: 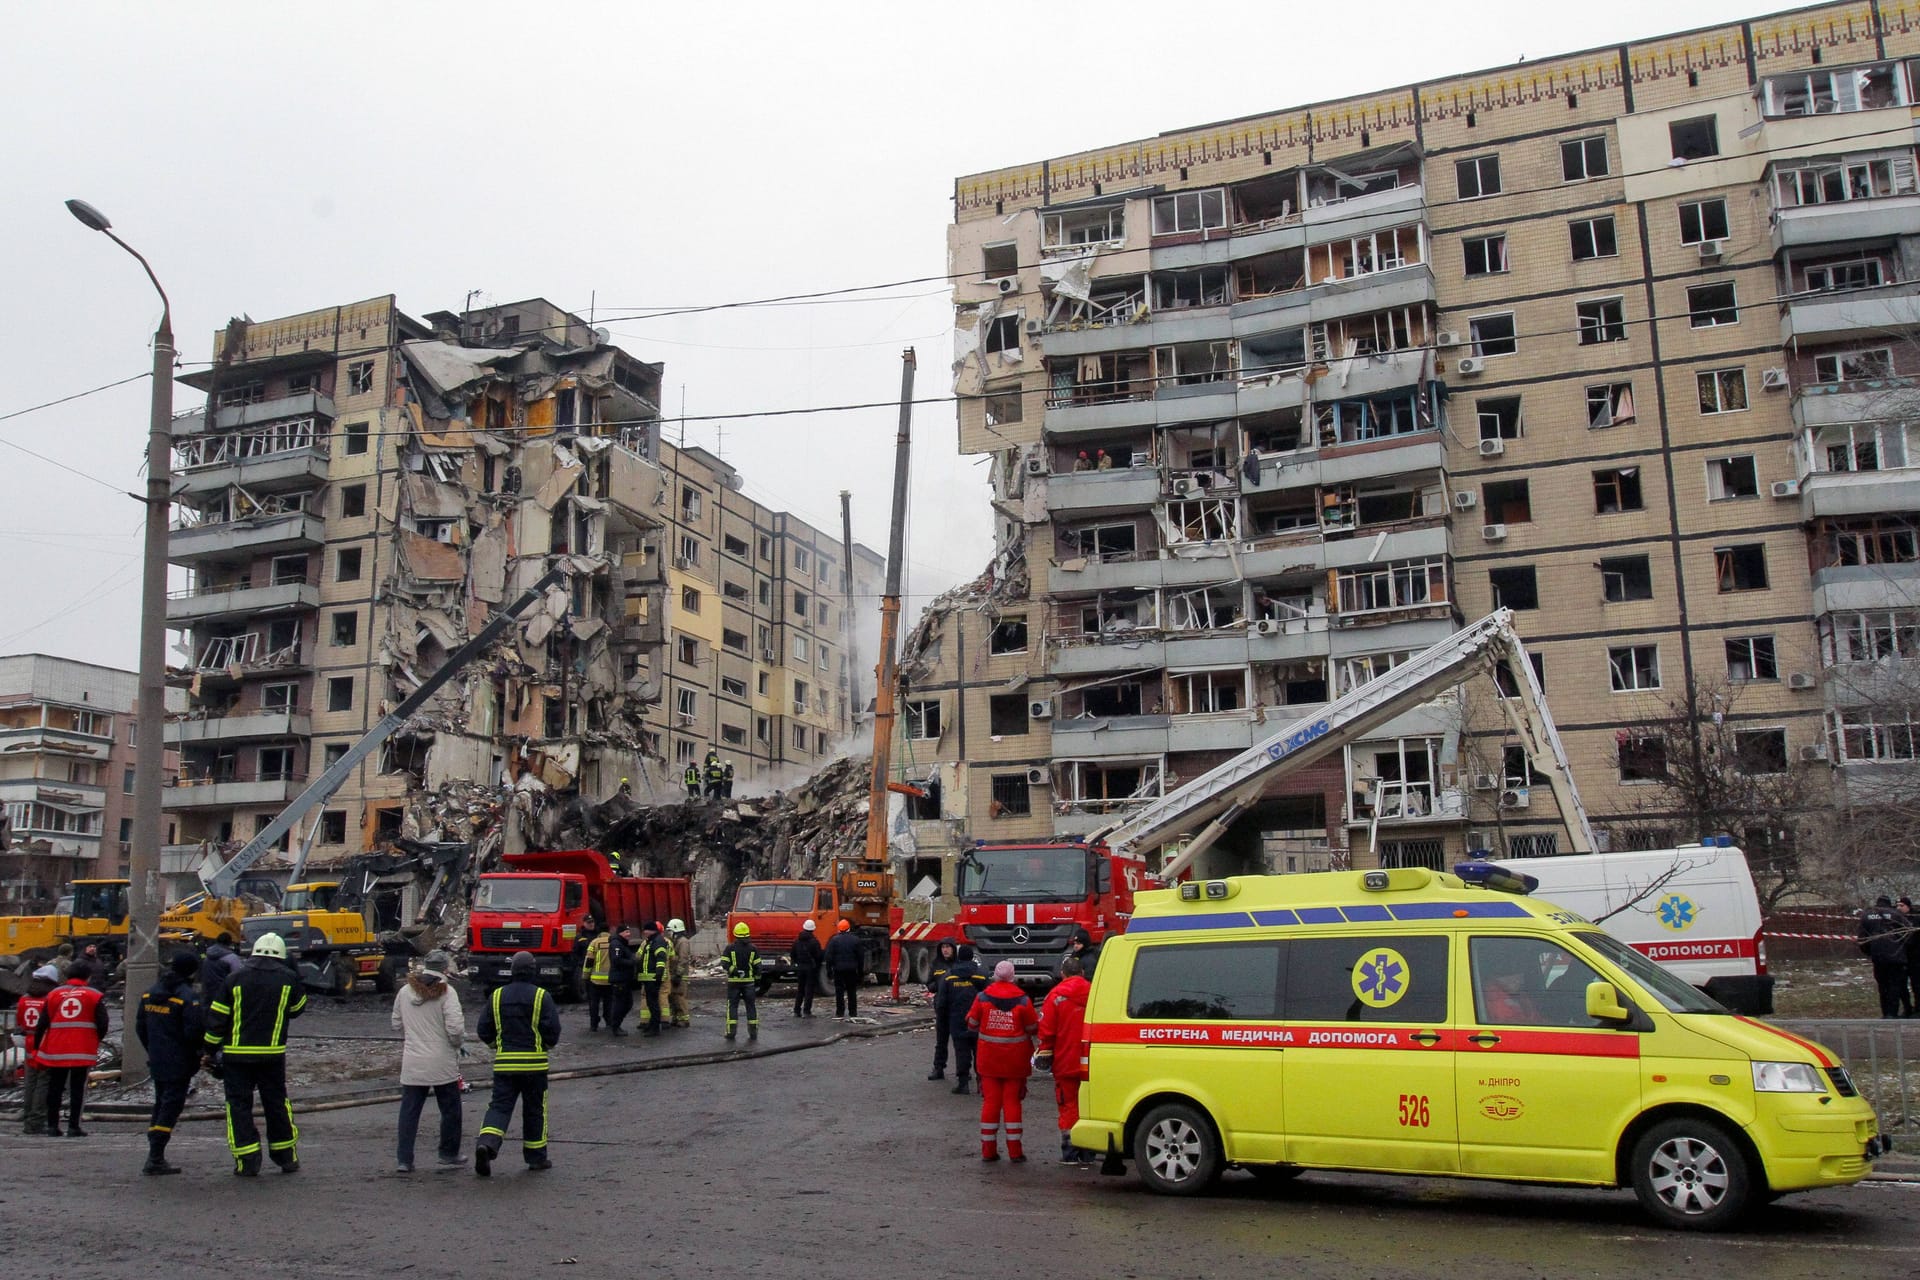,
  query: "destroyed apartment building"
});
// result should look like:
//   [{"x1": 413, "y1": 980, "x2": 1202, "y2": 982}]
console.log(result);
[{"x1": 161, "y1": 295, "x2": 883, "y2": 905}]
